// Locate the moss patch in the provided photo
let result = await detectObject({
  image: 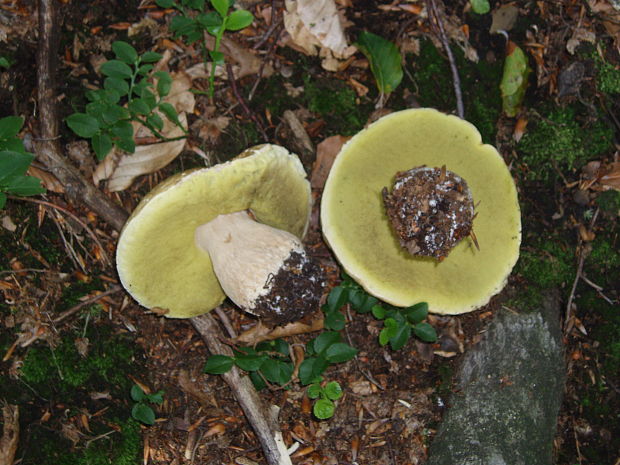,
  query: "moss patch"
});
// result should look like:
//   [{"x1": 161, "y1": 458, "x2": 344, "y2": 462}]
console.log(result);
[
  {"x1": 516, "y1": 237, "x2": 575, "y2": 289},
  {"x1": 517, "y1": 104, "x2": 614, "y2": 181}
]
